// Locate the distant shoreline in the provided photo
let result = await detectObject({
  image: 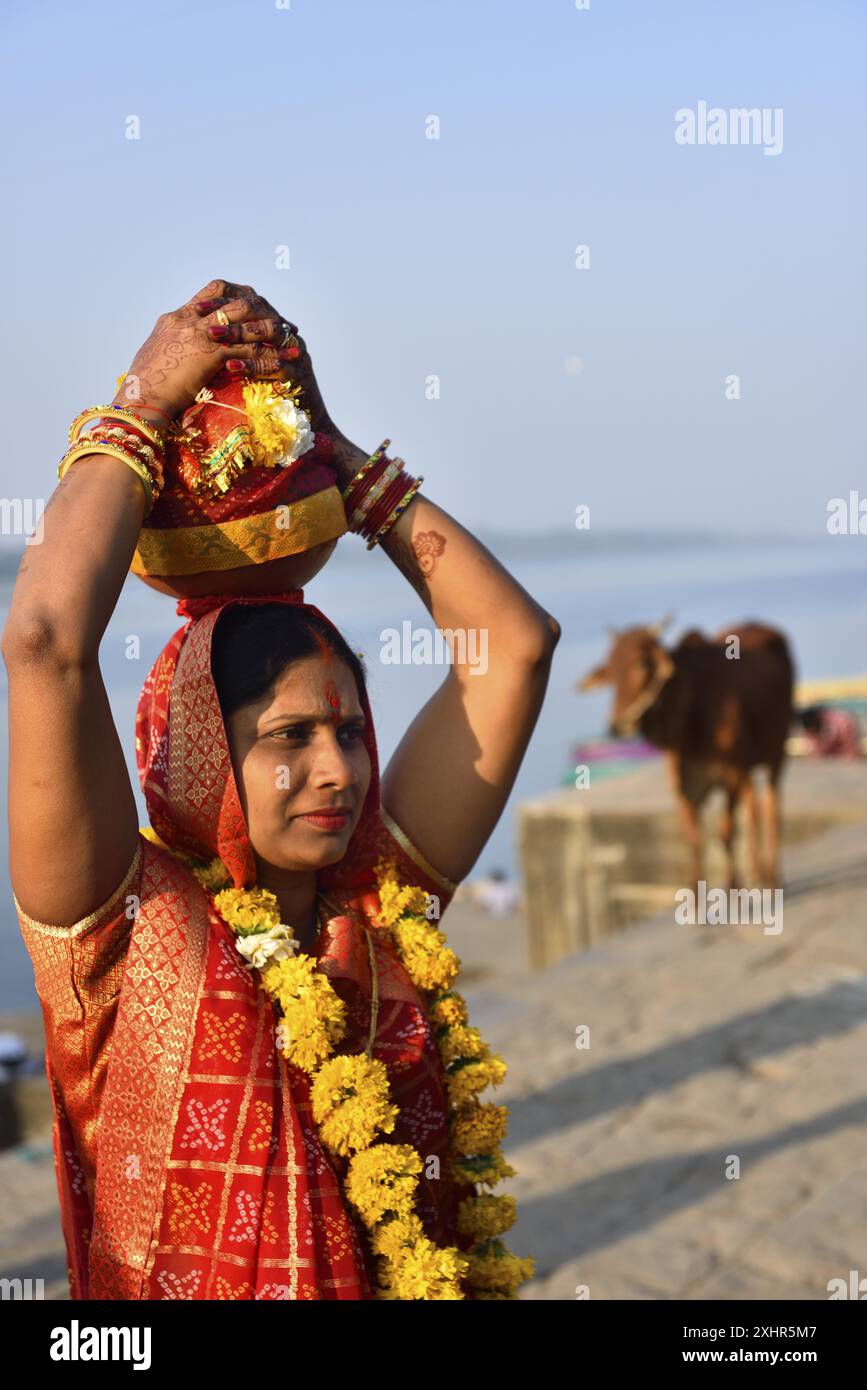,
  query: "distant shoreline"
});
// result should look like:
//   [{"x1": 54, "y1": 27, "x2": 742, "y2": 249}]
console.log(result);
[{"x1": 0, "y1": 527, "x2": 860, "y2": 578}]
